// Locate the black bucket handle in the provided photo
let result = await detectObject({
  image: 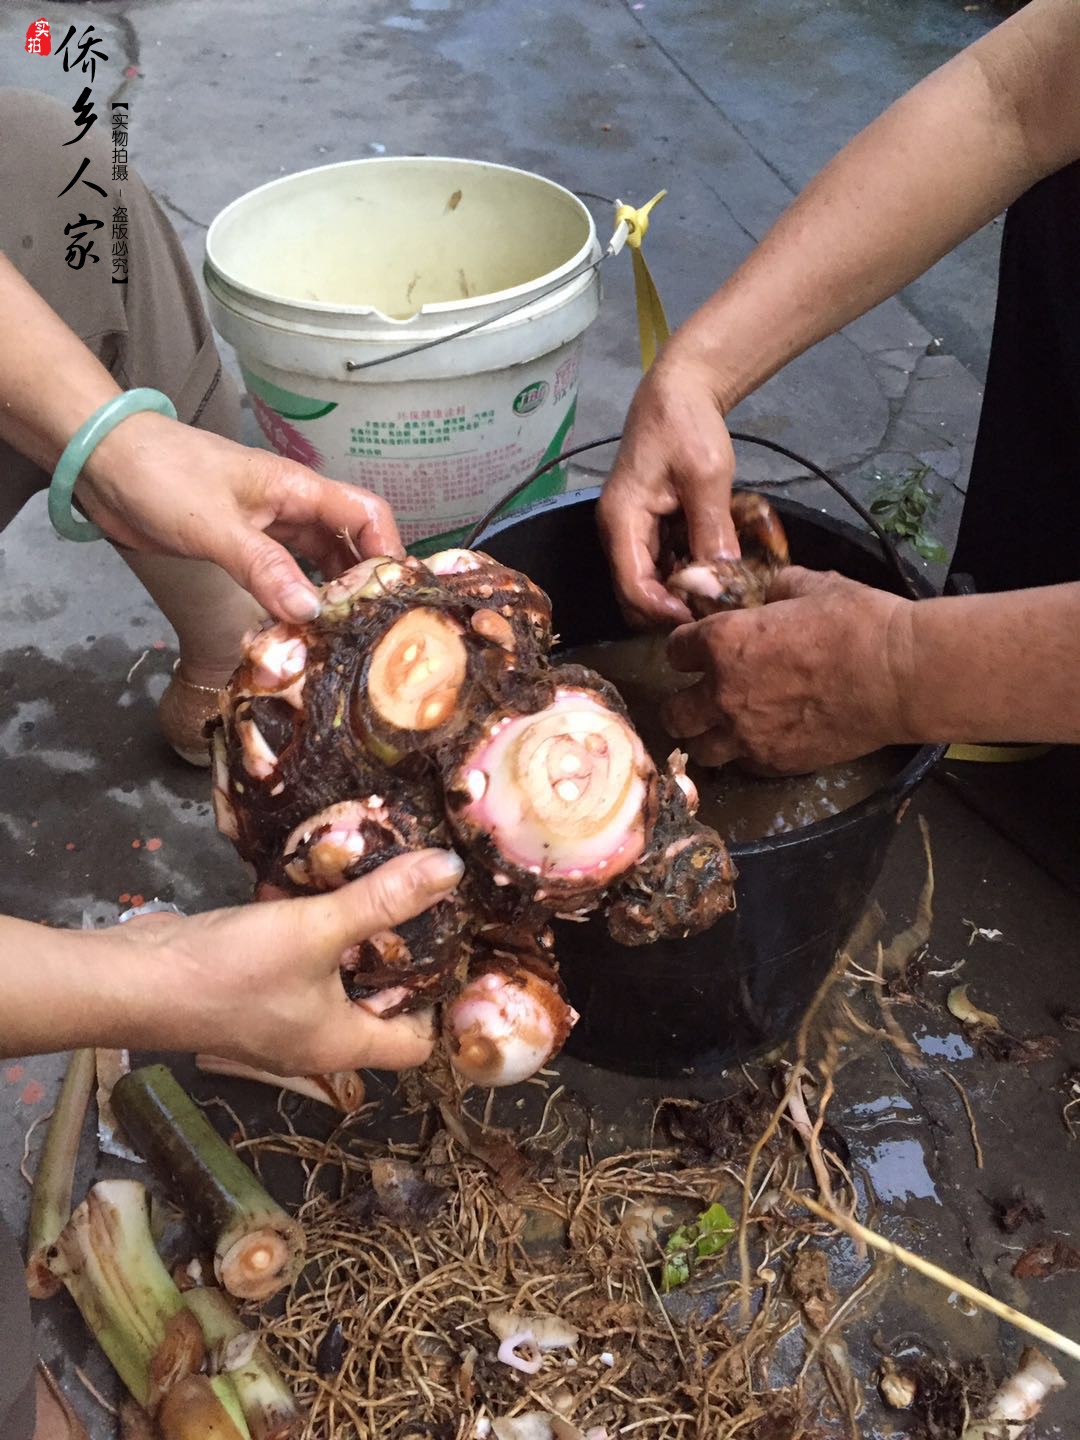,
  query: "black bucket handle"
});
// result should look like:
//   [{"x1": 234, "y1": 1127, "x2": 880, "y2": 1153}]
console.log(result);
[{"x1": 463, "y1": 430, "x2": 922, "y2": 600}]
